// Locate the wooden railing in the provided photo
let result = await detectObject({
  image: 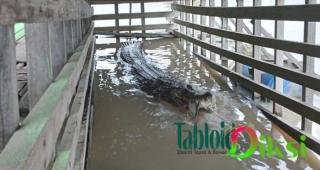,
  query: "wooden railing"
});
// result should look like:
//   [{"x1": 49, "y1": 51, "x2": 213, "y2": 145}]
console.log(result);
[
  {"x1": 0, "y1": 0, "x2": 94, "y2": 169},
  {"x1": 172, "y1": 0, "x2": 320, "y2": 155},
  {"x1": 92, "y1": 2, "x2": 173, "y2": 34}
]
